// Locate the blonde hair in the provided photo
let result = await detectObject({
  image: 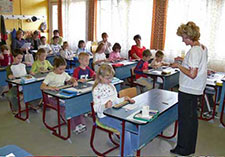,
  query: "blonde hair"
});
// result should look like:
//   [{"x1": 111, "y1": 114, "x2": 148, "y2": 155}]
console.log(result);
[
  {"x1": 177, "y1": 21, "x2": 200, "y2": 41},
  {"x1": 16, "y1": 30, "x2": 23, "y2": 36},
  {"x1": 36, "y1": 48, "x2": 46, "y2": 60},
  {"x1": 78, "y1": 52, "x2": 89, "y2": 60},
  {"x1": 92, "y1": 64, "x2": 115, "y2": 90},
  {"x1": 95, "y1": 43, "x2": 105, "y2": 53}
]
